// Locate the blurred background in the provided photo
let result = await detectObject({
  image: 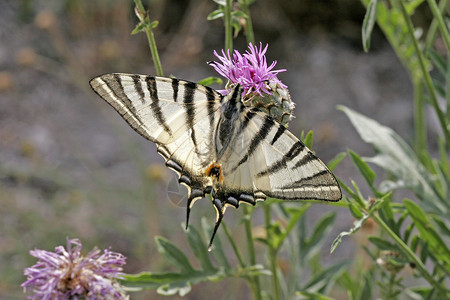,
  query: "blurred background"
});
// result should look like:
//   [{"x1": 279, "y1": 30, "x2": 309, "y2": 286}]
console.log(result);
[{"x1": 0, "y1": 0, "x2": 423, "y2": 298}]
